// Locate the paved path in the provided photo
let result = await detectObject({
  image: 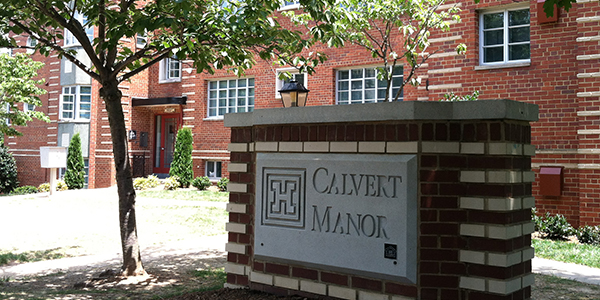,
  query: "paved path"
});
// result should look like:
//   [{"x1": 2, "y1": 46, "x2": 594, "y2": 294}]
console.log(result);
[
  {"x1": 532, "y1": 257, "x2": 600, "y2": 286},
  {"x1": 0, "y1": 234, "x2": 227, "y2": 279}
]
